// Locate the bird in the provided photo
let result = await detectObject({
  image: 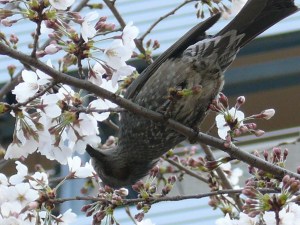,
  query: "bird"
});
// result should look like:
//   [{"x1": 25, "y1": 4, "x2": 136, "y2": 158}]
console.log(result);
[{"x1": 86, "y1": 0, "x2": 298, "y2": 188}]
